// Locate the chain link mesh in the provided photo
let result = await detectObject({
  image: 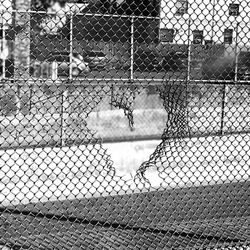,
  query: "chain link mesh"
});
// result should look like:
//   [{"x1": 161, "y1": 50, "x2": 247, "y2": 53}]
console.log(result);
[{"x1": 0, "y1": 0, "x2": 249, "y2": 249}]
